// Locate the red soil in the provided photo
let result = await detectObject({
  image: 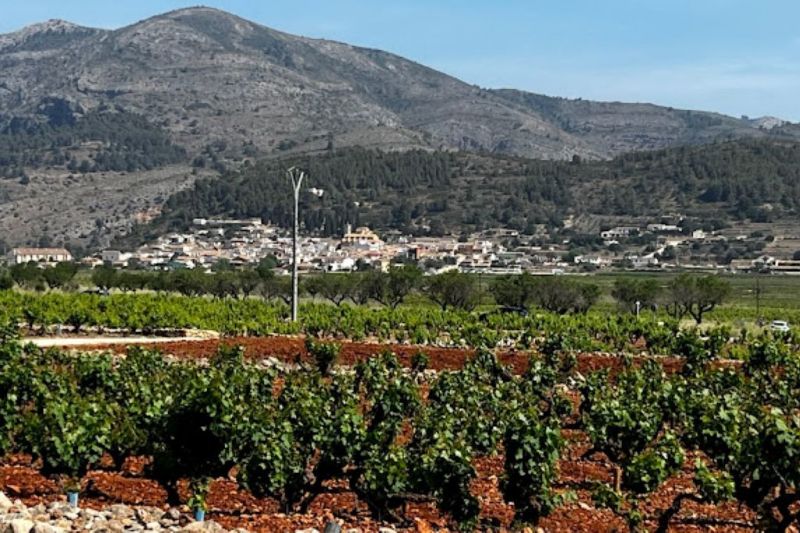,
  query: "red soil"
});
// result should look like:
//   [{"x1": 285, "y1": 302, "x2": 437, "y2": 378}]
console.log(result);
[
  {"x1": 0, "y1": 435, "x2": 755, "y2": 533},
  {"x1": 1, "y1": 336, "x2": 759, "y2": 531},
  {"x1": 0, "y1": 440, "x2": 759, "y2": 532},
  {"x1": 71, "y1": 335, "x2": 695, "y2": 376}
]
